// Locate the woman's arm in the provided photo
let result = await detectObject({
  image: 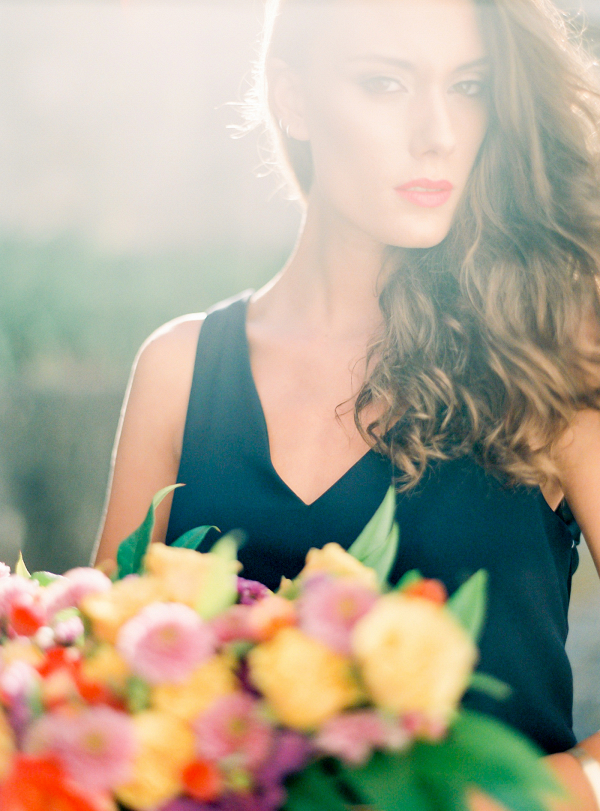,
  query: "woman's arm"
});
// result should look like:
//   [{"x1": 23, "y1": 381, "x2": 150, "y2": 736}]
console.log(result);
[
  {"x1": 553, "y1": 408, "x2": 600, "y2": 575},
  {"x1": 91, "y1": 314, "x2": 204, "y2": 569},
  {"x1": 543, "y1": 405, "x2": 600, "y2": 810}
]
